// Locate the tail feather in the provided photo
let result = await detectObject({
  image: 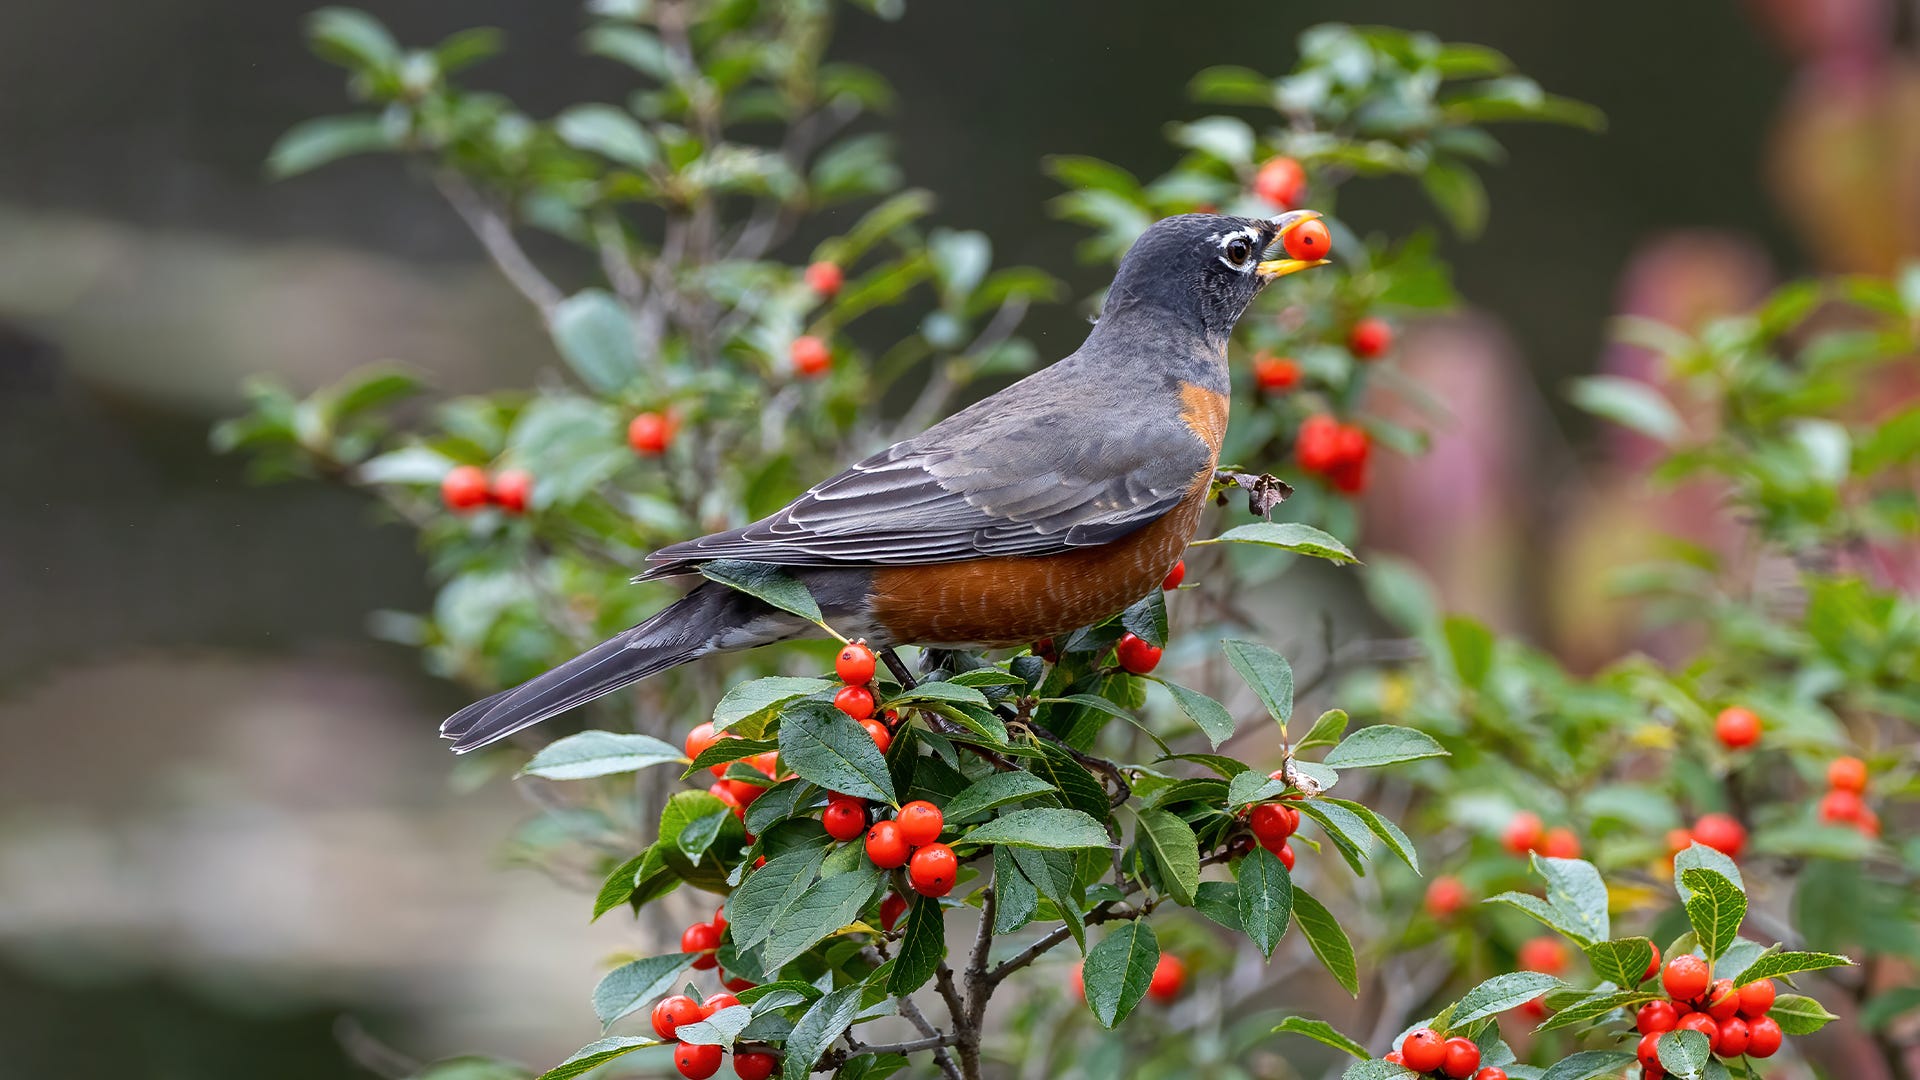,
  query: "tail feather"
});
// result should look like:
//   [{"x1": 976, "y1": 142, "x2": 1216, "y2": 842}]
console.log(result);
[{"x1": 440, "y1": 582, "x2": 781, "y2": 754}]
